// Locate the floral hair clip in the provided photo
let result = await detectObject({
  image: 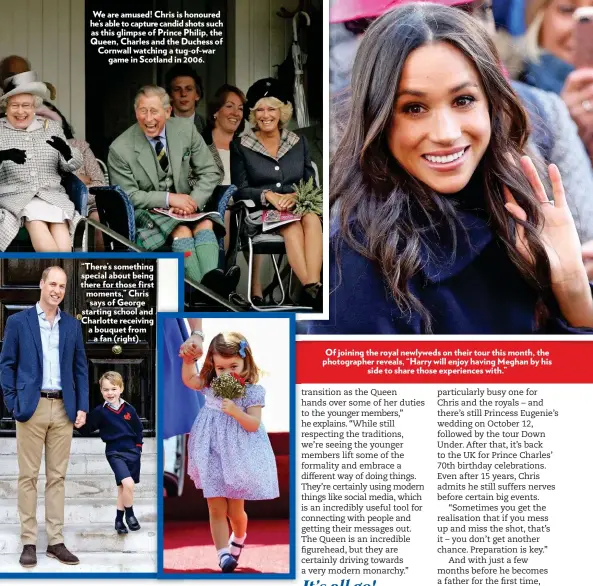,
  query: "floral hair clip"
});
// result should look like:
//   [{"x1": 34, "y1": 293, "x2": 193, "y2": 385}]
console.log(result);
[{"x1": 238, "y1": 339, "x2": 248, "y2": 358}]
